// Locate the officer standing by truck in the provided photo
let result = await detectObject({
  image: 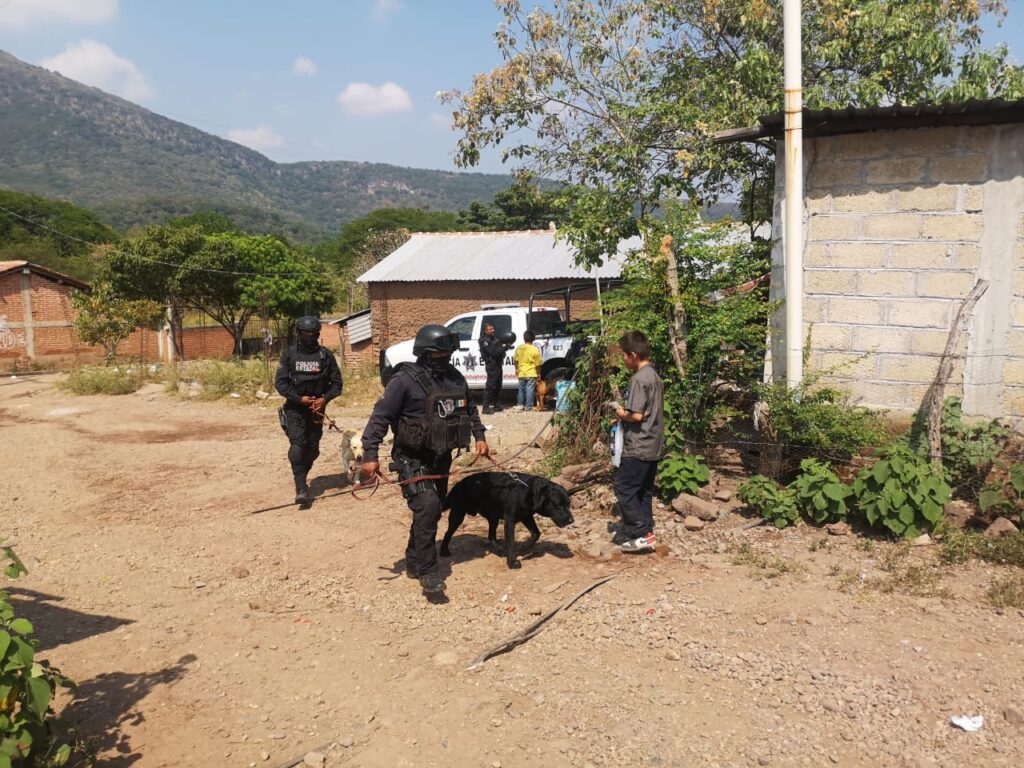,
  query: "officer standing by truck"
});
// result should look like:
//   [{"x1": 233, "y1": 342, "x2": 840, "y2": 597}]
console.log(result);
[
  {"x1": 479, "y1": 321, "x2": 508, "y2": 414},
  {"x1": 361, "y1": 324, "x2": 489, "y2": 596},
  {"x1": 275, "y1": 316, "x2": 342, "y2": 507}
]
